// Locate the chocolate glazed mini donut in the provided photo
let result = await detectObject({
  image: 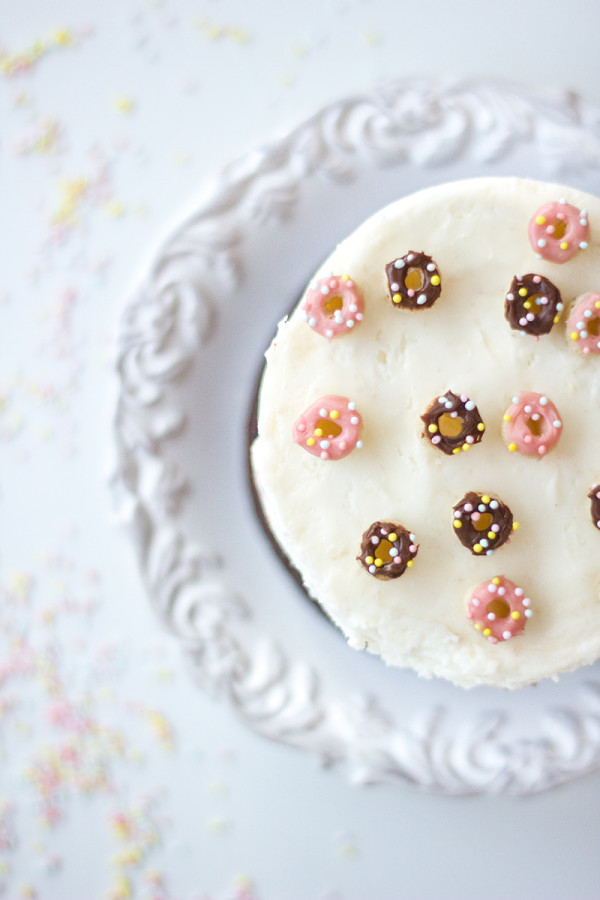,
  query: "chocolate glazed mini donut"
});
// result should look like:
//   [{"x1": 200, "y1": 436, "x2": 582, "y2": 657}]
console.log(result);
[
  {"x1": 358, "y1": 521, "x2": 418, "y2": 579},
  {"x1": 421, "y1": 391, "x2": 485, "y2": 455},
  {"x1": 452, "y1": 492, "x2": 518, "y2": 556},
  {"x1": 588, "y1": 485, "x2": 600, "y2": 530},
  {"x1": 385, "y1": 251, "x2": 441, "y2": 310},
  {"x1": 504, "y1": 273, "x2": 563, "y2": 336}
]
